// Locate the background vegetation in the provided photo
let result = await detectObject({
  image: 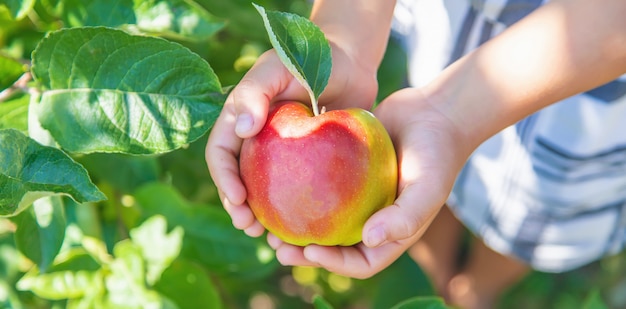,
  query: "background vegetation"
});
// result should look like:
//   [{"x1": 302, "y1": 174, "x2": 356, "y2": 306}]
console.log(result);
[{"x1": 0, "y1": 0, "x2": 624, "y2": 308}]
